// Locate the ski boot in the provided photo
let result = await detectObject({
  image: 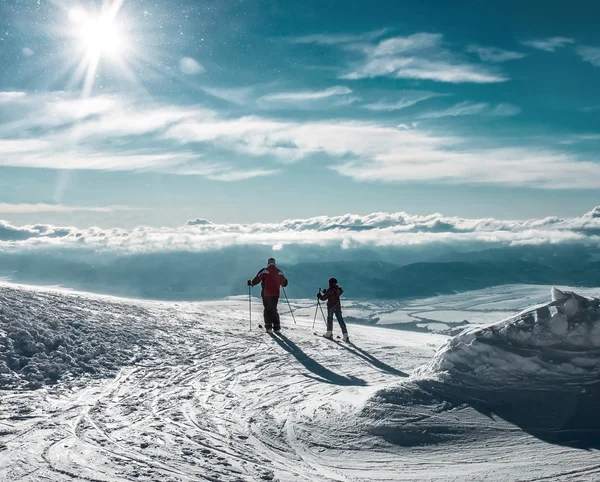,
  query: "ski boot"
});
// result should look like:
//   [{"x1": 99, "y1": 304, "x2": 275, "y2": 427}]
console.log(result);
[{"x1": 323, "y1": 331, "x2": 333, "y2": 340}]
